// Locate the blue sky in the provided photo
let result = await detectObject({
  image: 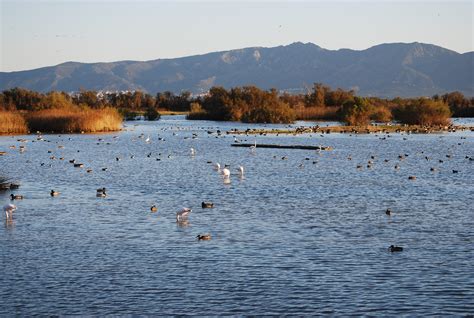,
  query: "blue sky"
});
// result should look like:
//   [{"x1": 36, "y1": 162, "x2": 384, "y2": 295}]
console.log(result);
[{"x1": 1, "y1": 0, "x2": 472, "y2": 72}]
